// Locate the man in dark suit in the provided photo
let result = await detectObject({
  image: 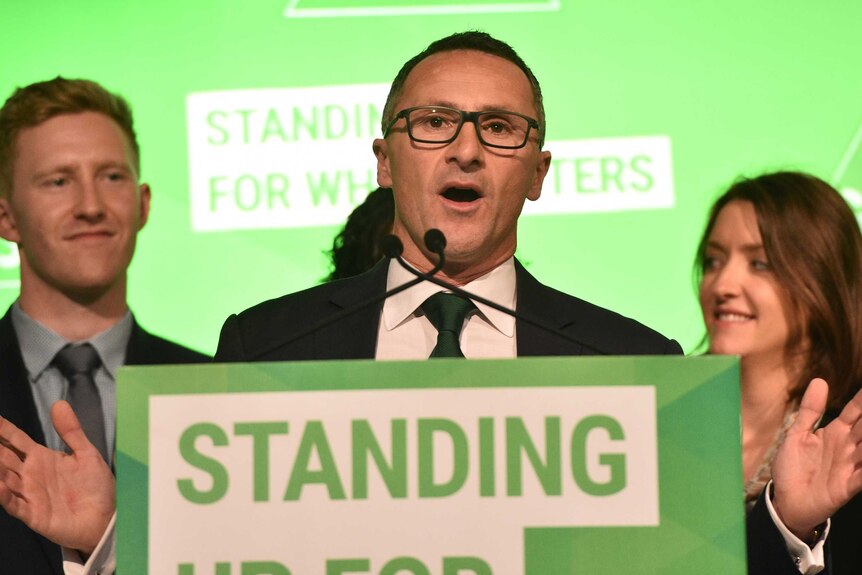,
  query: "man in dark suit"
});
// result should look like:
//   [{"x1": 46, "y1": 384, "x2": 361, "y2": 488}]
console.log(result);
[
  {"x1": 216, "y1": 259, "x2": 679, "y2": 361},
  {"x1": 215, "y1": 31, "x2": 680, "y2": 363},
  {"x1": 0, "y1": 77, "x2": 208, "y2": 574}
]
